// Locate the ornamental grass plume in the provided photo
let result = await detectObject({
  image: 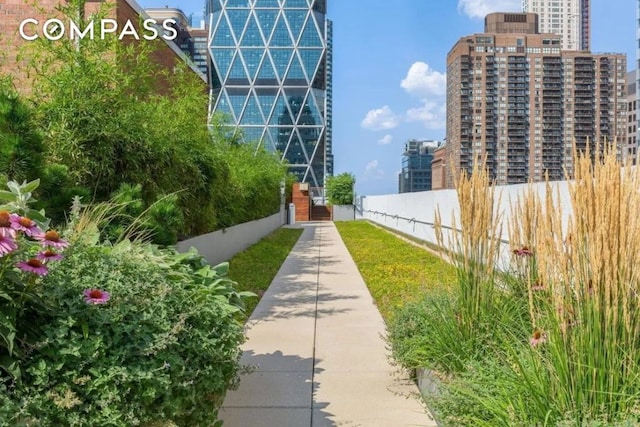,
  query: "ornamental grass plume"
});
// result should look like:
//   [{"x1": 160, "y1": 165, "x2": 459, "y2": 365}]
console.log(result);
[
  {"x1": 435, "y1": 156, "x2": 503, "y2": 343},
  {"x1": 509, "y1": 140, "x2": 640, "y2": 422}
]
